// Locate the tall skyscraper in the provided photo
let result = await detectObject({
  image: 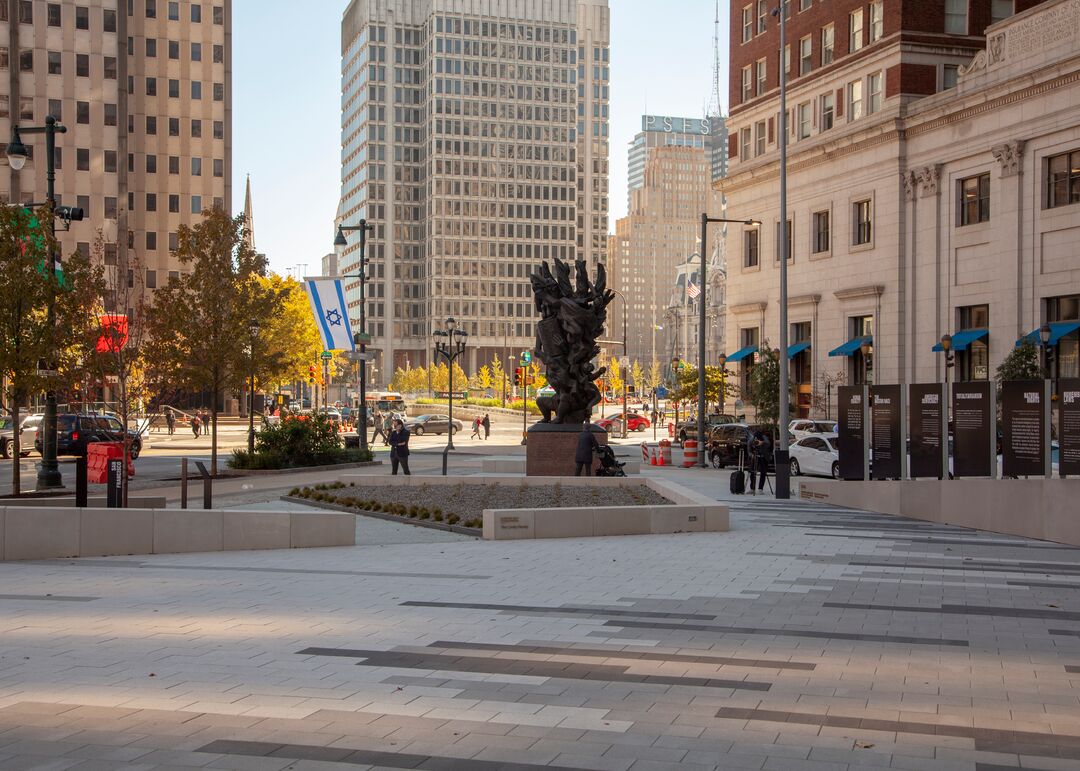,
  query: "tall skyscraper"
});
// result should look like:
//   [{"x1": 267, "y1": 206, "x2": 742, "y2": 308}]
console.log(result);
[
  {"x1": 626, "y1": 114, "x2": 727, "y2": 209},
  {"x1": 338, "y1": 0, "x2": 609, "y2": 383},
  {"x1": 2, "y1": 0, "x2": 232, "y2": 300}
]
